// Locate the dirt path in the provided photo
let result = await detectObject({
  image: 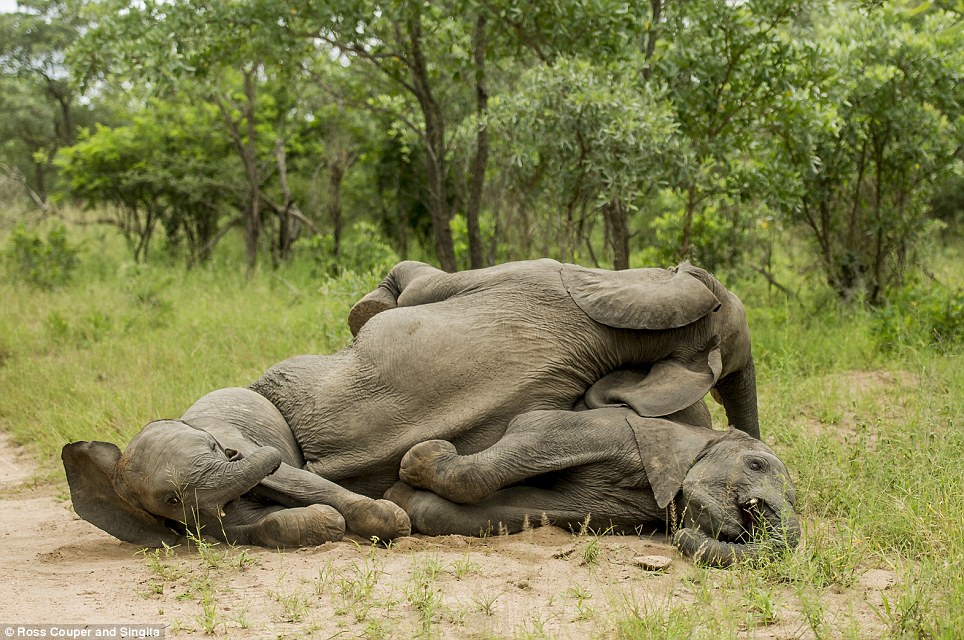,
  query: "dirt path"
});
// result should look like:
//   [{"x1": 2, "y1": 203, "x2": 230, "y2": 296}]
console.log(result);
[{"x1": 0, "y1": 433, "x2": 892, "y2": 639}]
